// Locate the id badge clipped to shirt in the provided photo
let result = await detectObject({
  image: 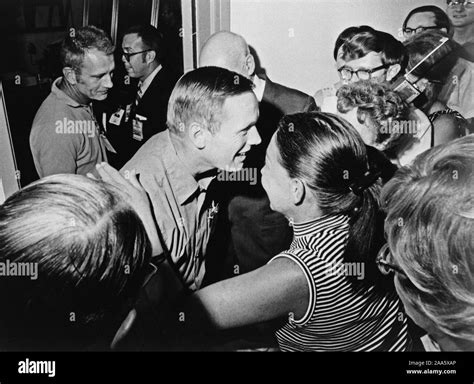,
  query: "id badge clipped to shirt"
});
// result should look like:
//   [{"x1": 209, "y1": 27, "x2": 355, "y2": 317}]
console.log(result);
[
  {"x1": 133, "y1": 114, "x2": 147, "y2": 142},
  {"x1": 109, "y1": 108, "x2": 124, "y2": 126}
]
